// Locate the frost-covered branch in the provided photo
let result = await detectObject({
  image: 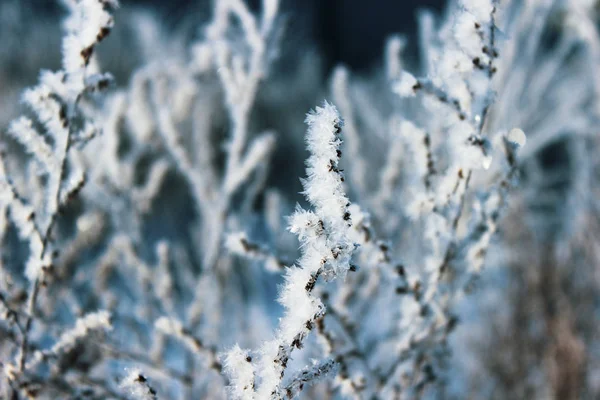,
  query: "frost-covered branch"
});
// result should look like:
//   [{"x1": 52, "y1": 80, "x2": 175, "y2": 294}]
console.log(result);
[
  {"x1": 223, "y1": 102, "x2": 357, "y2": 399},
  {"x1": 0, "y1": 0, "x2": 117, "y2": 393},
  {"x1": 120, "y1": 369, "x2": 158, "y2": 400},
  {"x1": 27, "y1": 311, "x2": 112, "y2": 371},
  {"x1": 225, "y1": 231, "x2": 287, "y2": 272}
]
